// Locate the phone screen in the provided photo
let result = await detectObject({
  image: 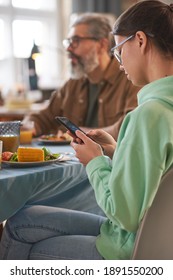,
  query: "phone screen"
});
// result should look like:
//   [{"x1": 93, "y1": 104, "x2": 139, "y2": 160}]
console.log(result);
[{"x1": 55, "y1": 116, "x2": 85, "y2": 137}]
